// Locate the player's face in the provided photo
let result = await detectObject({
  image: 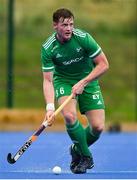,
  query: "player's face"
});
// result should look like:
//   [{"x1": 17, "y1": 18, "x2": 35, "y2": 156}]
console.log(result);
[{"x1": 53, "y1": 17, "x2": 74, "y2": 43}]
